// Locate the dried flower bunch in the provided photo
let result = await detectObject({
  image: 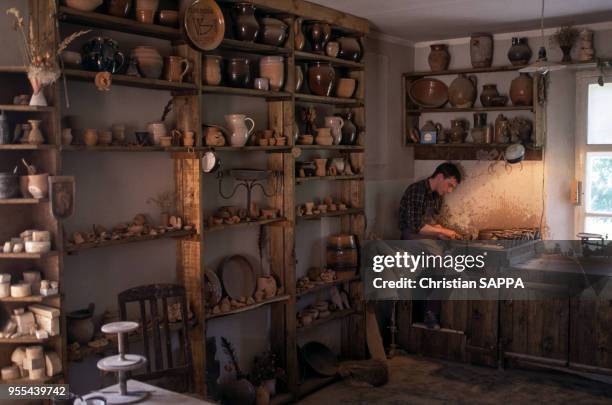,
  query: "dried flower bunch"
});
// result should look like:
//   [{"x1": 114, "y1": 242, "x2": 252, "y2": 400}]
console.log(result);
[
  {"x1": 6, "y1": 6, "x2": 89, "y2": 93},
  {"x1": 550, "y1": 25, "x2": 579, "y2": 48},
  {"x1": 147, "y1": 190, "x2": 175, "y2": 213}
]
